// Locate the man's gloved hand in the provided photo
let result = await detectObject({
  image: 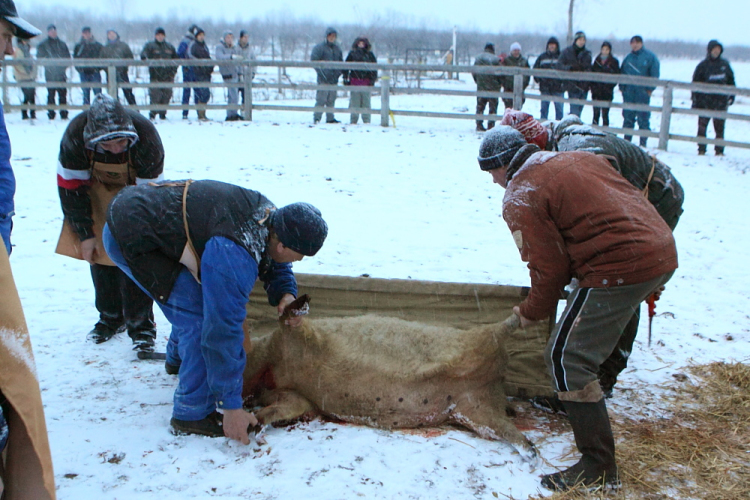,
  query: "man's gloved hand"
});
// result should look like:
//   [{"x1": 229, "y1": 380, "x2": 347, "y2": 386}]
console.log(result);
[{"x1": 343, "y1": 78, "x2": 350, "y2": 86}]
